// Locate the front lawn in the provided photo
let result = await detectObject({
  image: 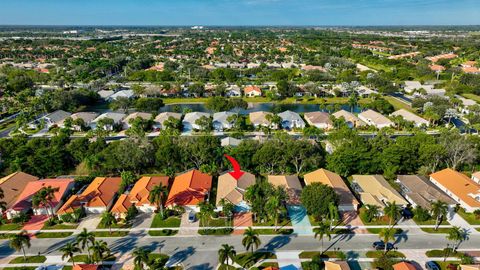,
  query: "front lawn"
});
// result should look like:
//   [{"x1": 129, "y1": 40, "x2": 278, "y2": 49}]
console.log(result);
[
  {"x1": 457, "y1": 209, "x2": 480, "y2": 225},
  {"x1": 234, "y1": 252, "x2": 276, "y2": 268},
  {"x1": 151, "y1": 215, "x2": 181, "y2": 228},
  {"x1": 254, "y1": 228, "x2": 293, "y2": 235},
  {"x1": 414, "y1": 218, "x2": 451, "y2": 233},
  {"x1": 426, "y1": 249, "x2": 465, "y2": 258},
  {"x1": 359, "y1": 207, "x2": 401, "y2": 234},
  {"x1": 253, "y1": 216, "x2": 292, "y2": 234},
  {"x1": 198, "y1": 216, "x2": 233, "y2": 235},
  {"x1": 434, "y1": 261, "x2": 461, "y2": 270},
  {"x1": 0, "y1": 233, "x2": 15, "y2": 239},
  {"x1": 35, "y1": 232, "x2": 73, "y2": 238},
  {"x1": 9, "y1": 256, "x2": 47, "y2": 264},
  {"x1": 69, "y1": 254, "x2": 116, "y2": 262},
  {"x1": 42, "y1": 223, "x2": 78, "y2": 230},
  {"x1": 0, "y1": 223, "x2": 22, "y2": 231},
  {"x1": 299, "y1": 251, "x2": 346, "y2": 259},
  {"x1": 366, "y1": 251, "x2": 405, "y2": 258},
  {"x1": 97, "y1": 222, "x2": 131, "y2": 229},
  {"x1": 93, "y1": 231, "x2": 129, "y2": 237},
  {"x1": 148, "y1": 229, "x2": 178, "y2": 236}
]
